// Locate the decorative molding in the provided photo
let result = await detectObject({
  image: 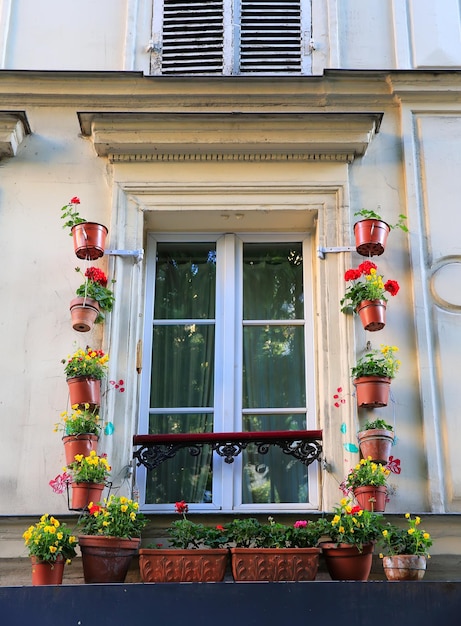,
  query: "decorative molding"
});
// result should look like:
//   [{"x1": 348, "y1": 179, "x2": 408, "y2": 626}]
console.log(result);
[
  {"x1": 0, "y1": 111, "x2": 30, "y2": 159},
  {"x1": 78, "y1": 111, "x2": 382, "y2": 162}
]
